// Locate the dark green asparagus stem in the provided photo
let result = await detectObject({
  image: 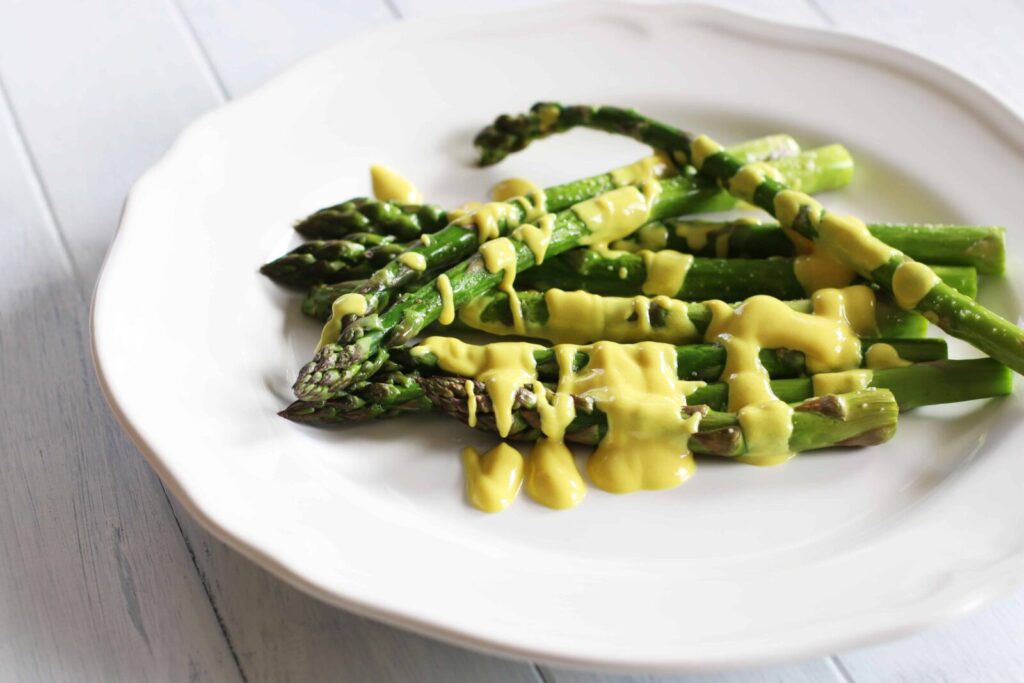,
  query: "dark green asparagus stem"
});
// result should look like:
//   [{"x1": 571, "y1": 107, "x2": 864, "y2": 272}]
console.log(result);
[
  {"x1": 261, "y1": 238, "x2": 412, "y2": 288},
  {"x1": 295, "y1": 197, "x2": 450, "y2": 240},
  {"x1": 419, "y1": 360, "x2": 1006, "y2": 444},
  {"x1": 456, "y1": 290, "x2": 931, "y2": 341},
  {"x1": 621, "y1": 219, "x2": 1006, "y2": 275},
  {"x1": 293, "y1": 146, "x2": 853, "y2": 400},
  {"x1": 280, "y1": 339, "x2": 957, "y2": 426},
  {"x1": 293, "y1": 135, "x2": 800, "y2": 240},
  {"x1": 423, "y1": 383, "x2": 897, "y2": 454},
  {"x1": 520, "y1": 250, "x2": 977, "y2": 301},
  {"x1": 475, "y1": 103, "x2": 1024, "y2": 375}
]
